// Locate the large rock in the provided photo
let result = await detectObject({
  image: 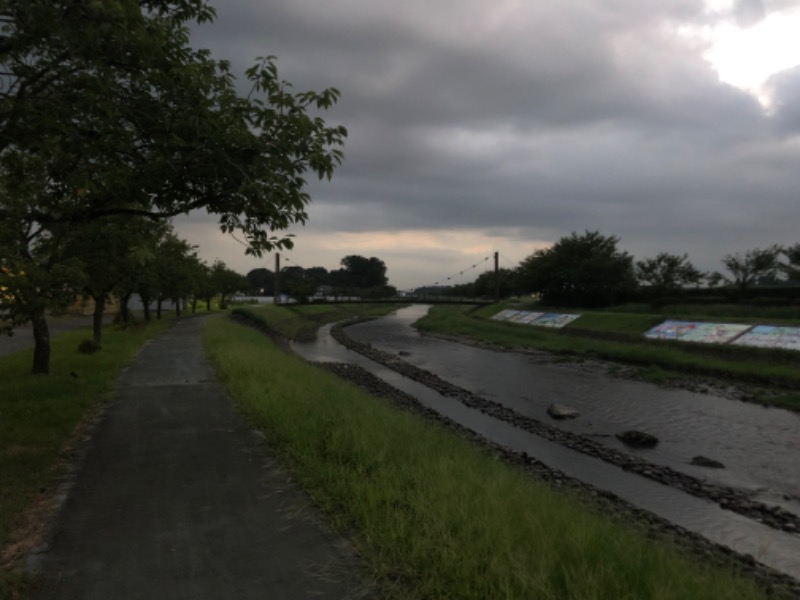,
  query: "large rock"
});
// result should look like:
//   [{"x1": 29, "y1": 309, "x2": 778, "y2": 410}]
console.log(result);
[
  {"x1": 547, "y1": 403, "x2": 580, "y2": 420},
  {"x1": 690, "y1": 455, "x2": 725, "y2": 469},
  {"x1": 616, "y1": 430, "x2": 659, "y2": 448}
]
